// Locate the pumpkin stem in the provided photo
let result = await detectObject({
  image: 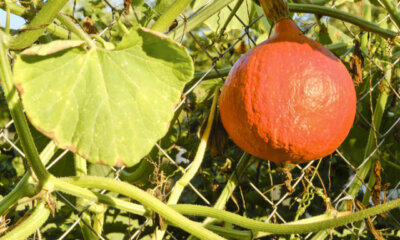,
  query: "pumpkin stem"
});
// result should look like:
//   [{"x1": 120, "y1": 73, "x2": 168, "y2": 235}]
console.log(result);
[{"x1": 259, "y1": 0, "x2": 290, "y2": 23}]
